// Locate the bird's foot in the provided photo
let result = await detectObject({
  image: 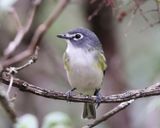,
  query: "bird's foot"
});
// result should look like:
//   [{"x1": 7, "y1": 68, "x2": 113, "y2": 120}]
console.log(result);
[
  {"x1": 95, "y1": 94, "x2": 102, "y2": 108},
  {"x1": 65, "y1": 88, "x2": 76, "y2": 100},
  {"x1": 94, "y1": 89, "x2": 102, "y2": 108}
]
